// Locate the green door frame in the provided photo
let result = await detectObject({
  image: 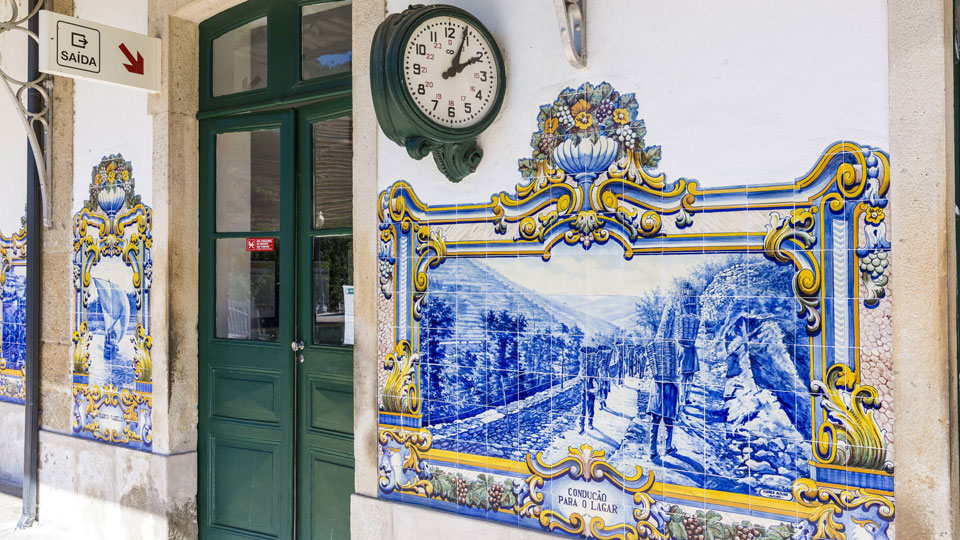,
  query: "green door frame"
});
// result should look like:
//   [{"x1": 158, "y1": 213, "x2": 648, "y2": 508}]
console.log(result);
[
  {"x1": 198, "y1": 2, "x2": 354, "y2": 538},
  {"x1": 198, "y1": 0, "x2": 351, "y2": 117}
]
